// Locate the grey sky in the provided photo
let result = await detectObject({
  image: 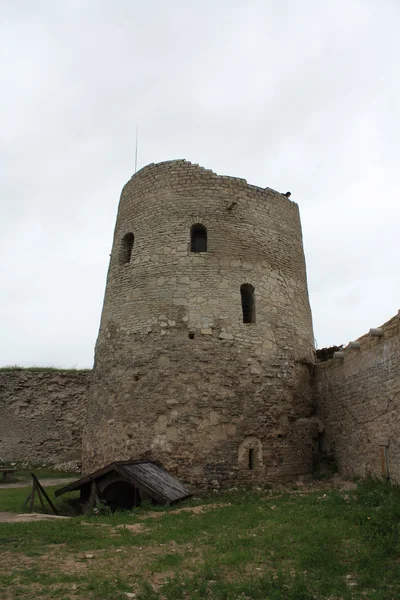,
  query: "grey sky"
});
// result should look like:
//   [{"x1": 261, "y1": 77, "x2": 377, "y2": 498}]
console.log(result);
[{"x1": 1, "y1": 0, "x2": 399, "y2": 367}]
